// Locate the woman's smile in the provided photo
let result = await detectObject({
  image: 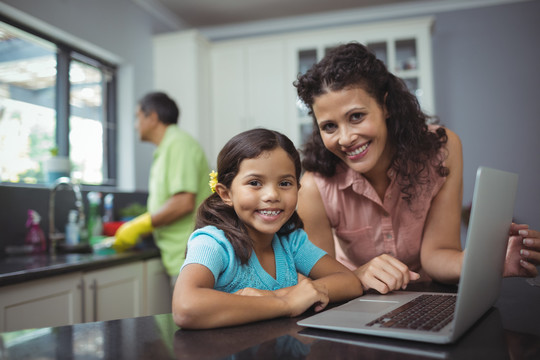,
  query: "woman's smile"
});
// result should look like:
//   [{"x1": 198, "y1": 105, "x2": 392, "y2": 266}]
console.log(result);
[{"x1": 344, "y1": 141, "x2": 371, "y2": 160}]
